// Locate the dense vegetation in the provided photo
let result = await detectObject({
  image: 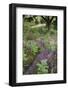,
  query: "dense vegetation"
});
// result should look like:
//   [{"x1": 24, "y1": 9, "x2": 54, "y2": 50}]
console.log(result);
[{"x1": 23, "y1": 15, "x2": 57, "y2": 75}]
